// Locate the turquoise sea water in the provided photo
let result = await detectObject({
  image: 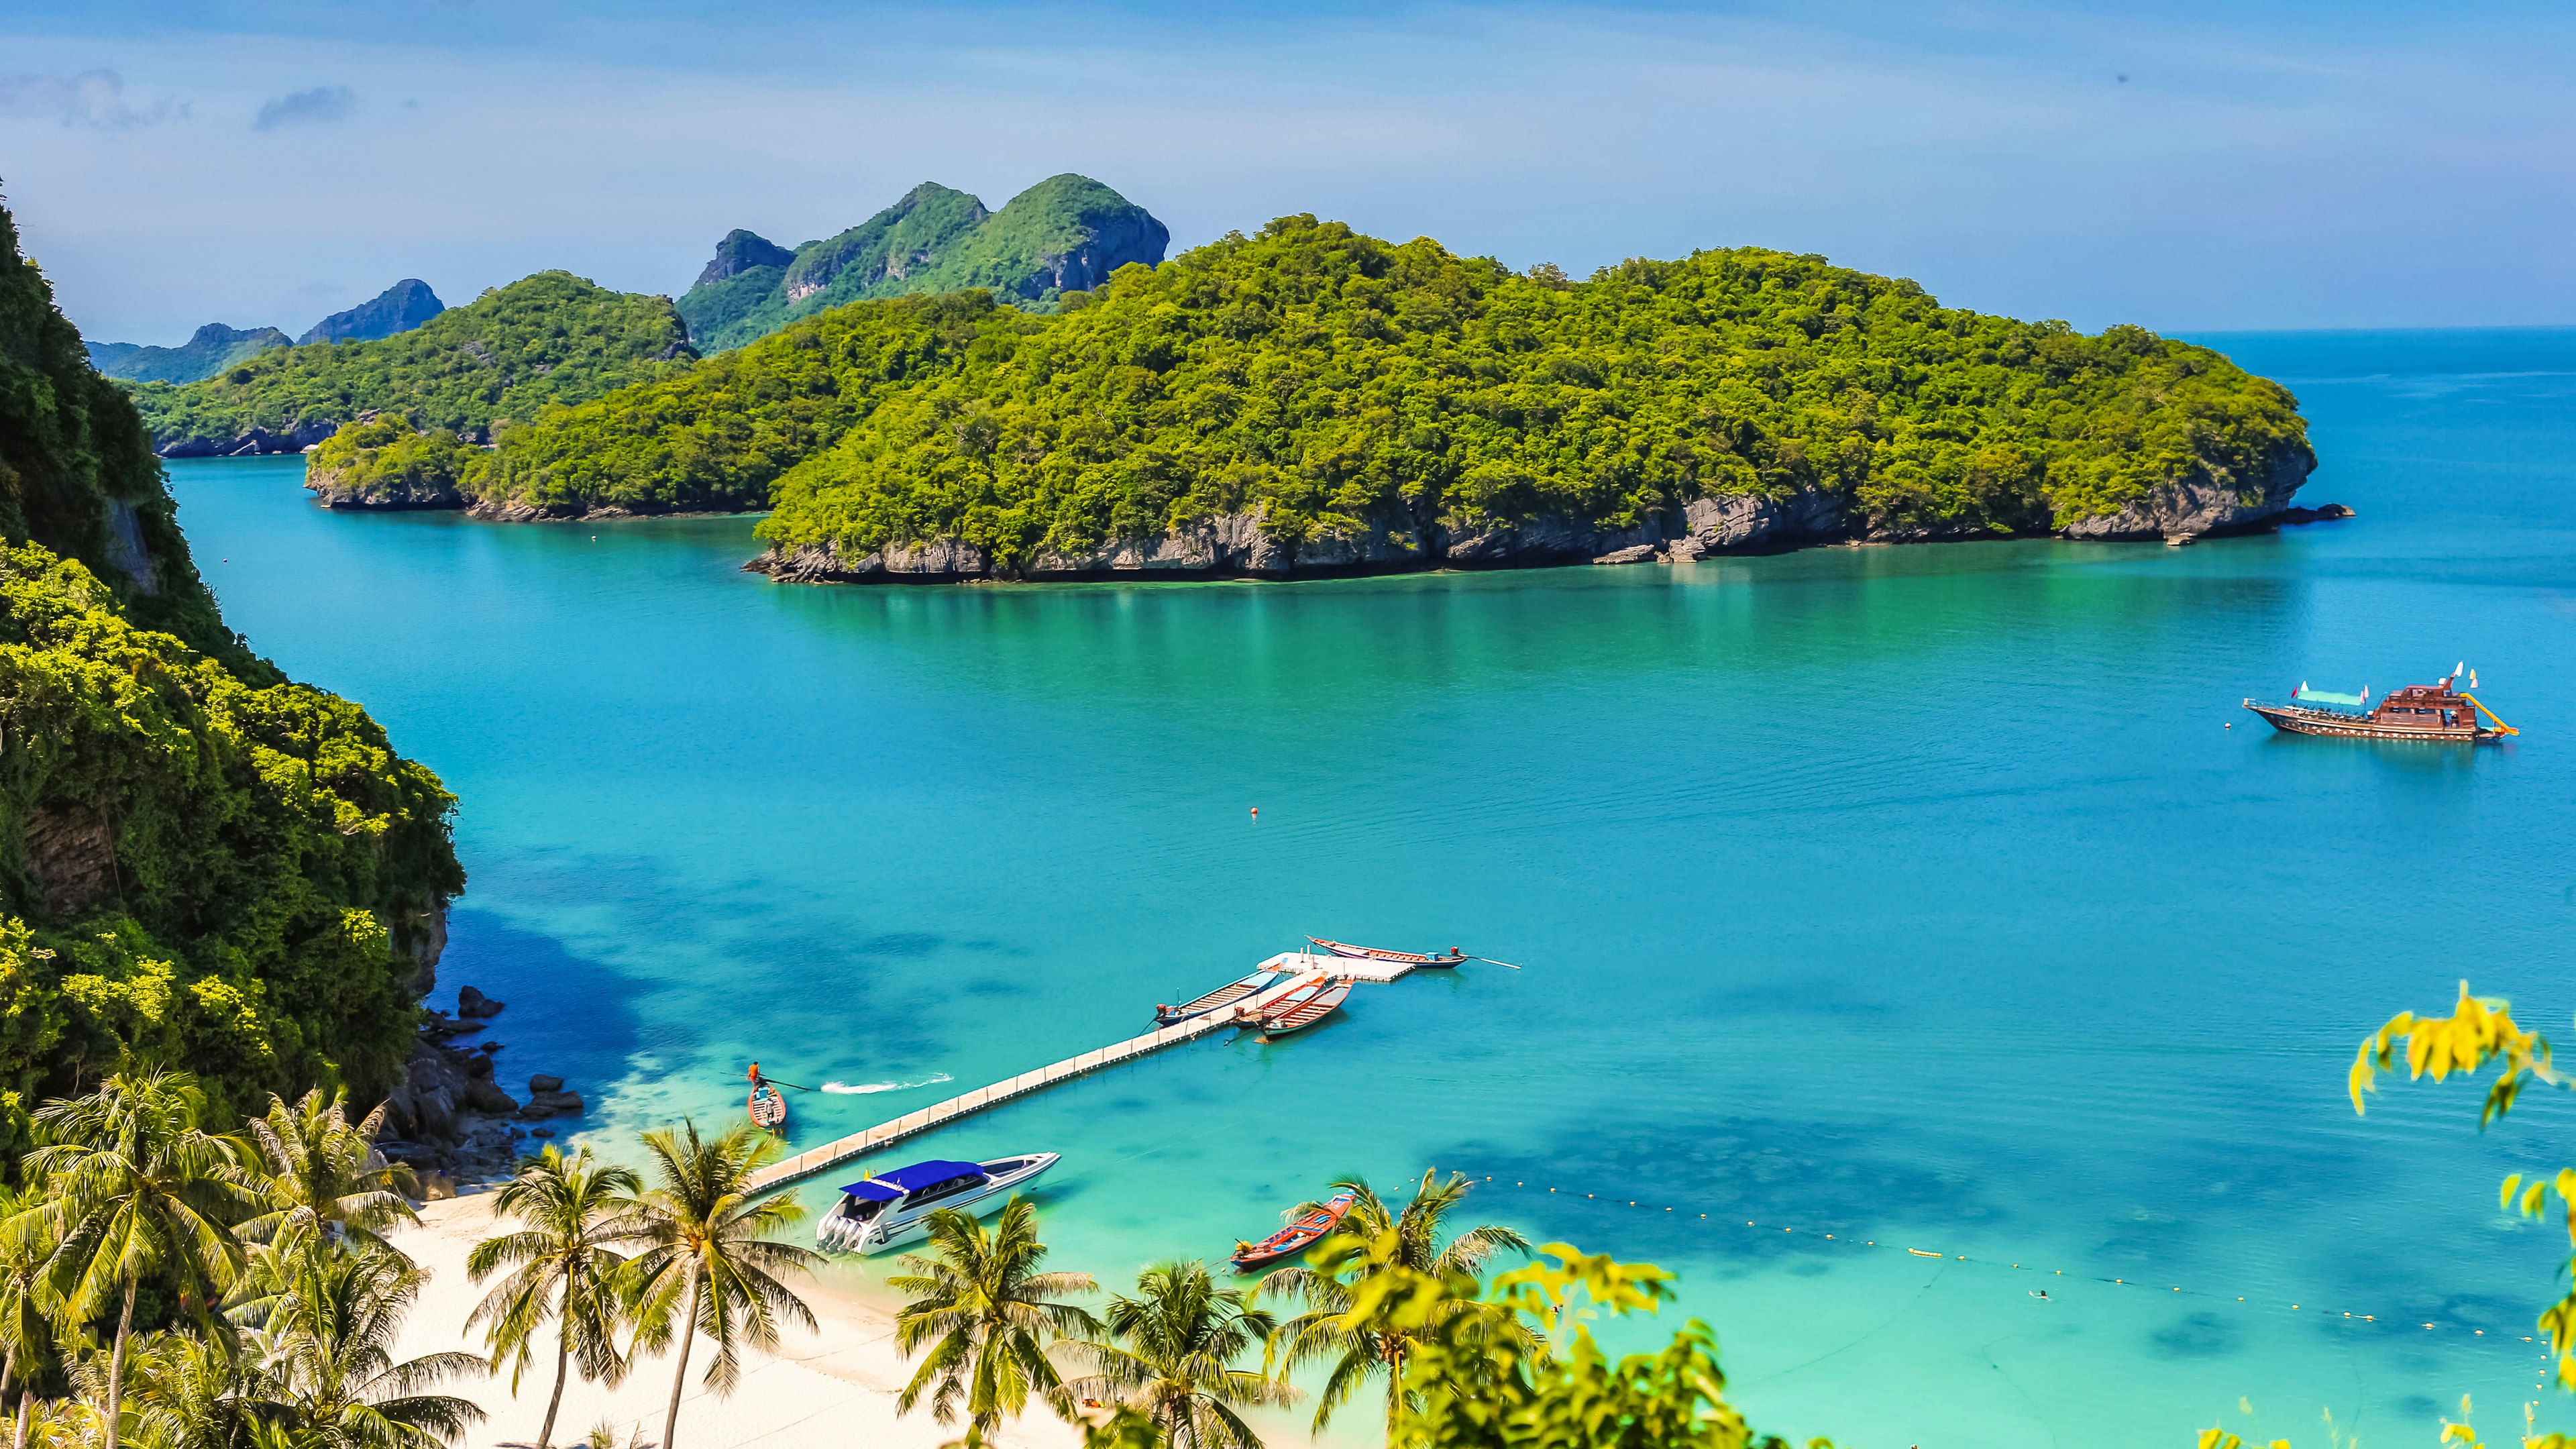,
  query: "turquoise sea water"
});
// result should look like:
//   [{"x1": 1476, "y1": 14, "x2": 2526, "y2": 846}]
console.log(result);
[{"x1": 168, "y1": 327, "x2": 2576, "y2": 1448}]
